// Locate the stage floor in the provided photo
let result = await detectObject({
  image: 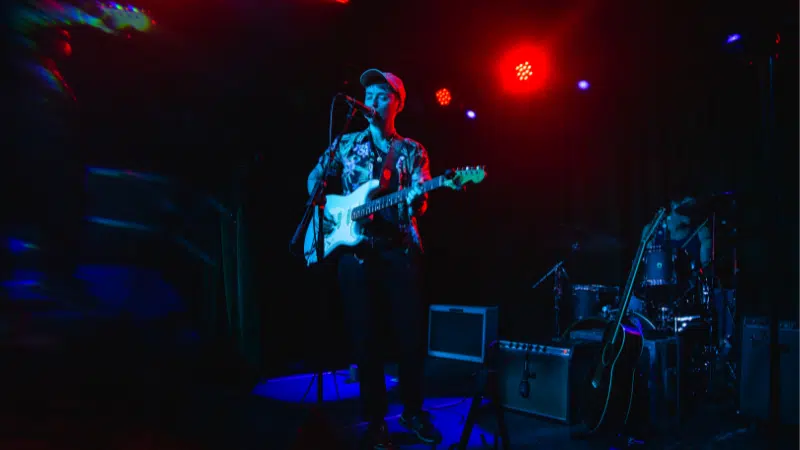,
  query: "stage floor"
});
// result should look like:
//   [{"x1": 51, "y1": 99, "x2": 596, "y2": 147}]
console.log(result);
[{"x1": 0, "y1": 313, "x2": 795, "y2": 450}]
